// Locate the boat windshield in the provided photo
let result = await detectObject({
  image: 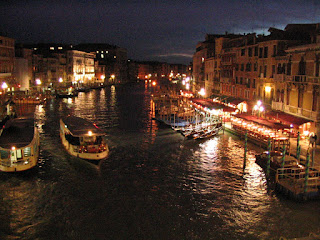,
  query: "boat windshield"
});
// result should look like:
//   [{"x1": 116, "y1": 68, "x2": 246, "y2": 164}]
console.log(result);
[{"x1": 80, "y1": 136, "x2": 103, "y2": 145}]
